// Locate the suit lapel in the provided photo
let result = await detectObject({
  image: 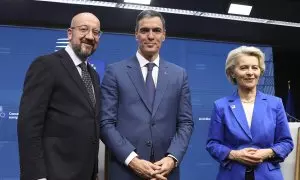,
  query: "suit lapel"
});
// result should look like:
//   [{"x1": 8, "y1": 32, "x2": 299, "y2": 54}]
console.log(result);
[
  {"x1": 126, "y1": 57, "x2": 152, "y2": 113},
  {"x1": 152, "y1": 60, "x2": 169, "y2": 117},
  {"x1": 89, "y1": 66, "x2": 100, "y2": 137},
  {"x1": 229, "y1": 92, "x2": 252, "y2": 139},
  {"x1": 58, "y1": 50, "x2": 95, "y2": 113},
  {"x1": 250, "y1": 91, "x2": 267, "y2": 138},
  {"x1": 88, "y1": 64, "x2": 100, "y2": 113}
]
